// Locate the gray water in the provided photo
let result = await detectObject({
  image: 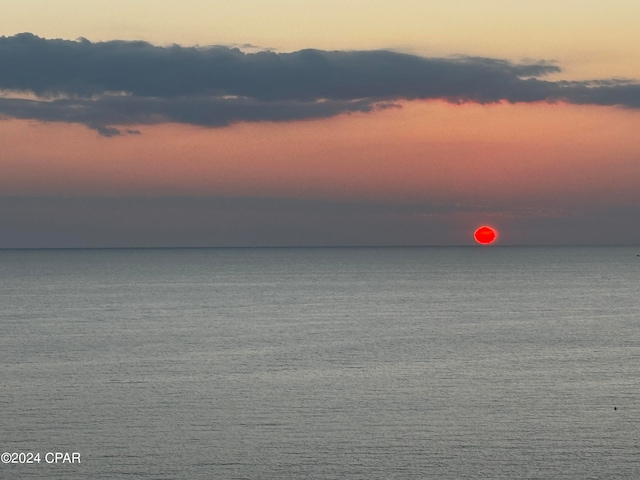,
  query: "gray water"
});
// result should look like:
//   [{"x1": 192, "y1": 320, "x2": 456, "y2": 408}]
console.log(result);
[{"x1": 1, "y1": 247, "x2": 639, "y2": 479}]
